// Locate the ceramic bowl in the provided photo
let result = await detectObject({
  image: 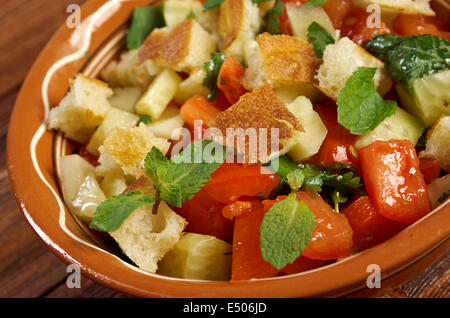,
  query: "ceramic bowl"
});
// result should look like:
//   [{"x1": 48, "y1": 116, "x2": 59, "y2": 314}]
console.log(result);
[{"x1": 7, "y1": 0, "x2": 450, "y2": 297}]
